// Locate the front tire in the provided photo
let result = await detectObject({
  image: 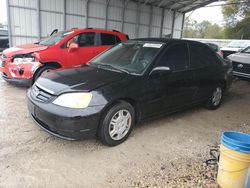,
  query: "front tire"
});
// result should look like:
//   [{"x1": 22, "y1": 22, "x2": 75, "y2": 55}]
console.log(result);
[
  {"x1": 98, "y1": 101, "x2": 135, "y2": 146},
  {"x1": 205, "y1": 85, "x2": 223, "y2": 110}
]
